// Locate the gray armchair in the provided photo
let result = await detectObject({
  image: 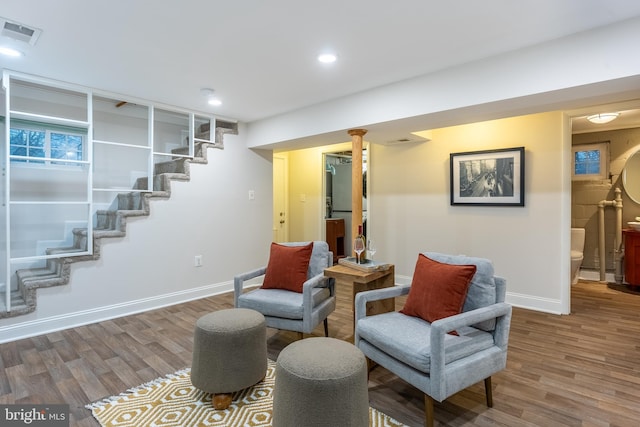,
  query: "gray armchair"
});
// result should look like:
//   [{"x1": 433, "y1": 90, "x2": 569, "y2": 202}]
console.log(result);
[
  {"x1": 354, "y1": 252, "x2": 512, "y2": 427},
  {"x1": 234, "y1": 241, "x2": 336, "y2": 336}
]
